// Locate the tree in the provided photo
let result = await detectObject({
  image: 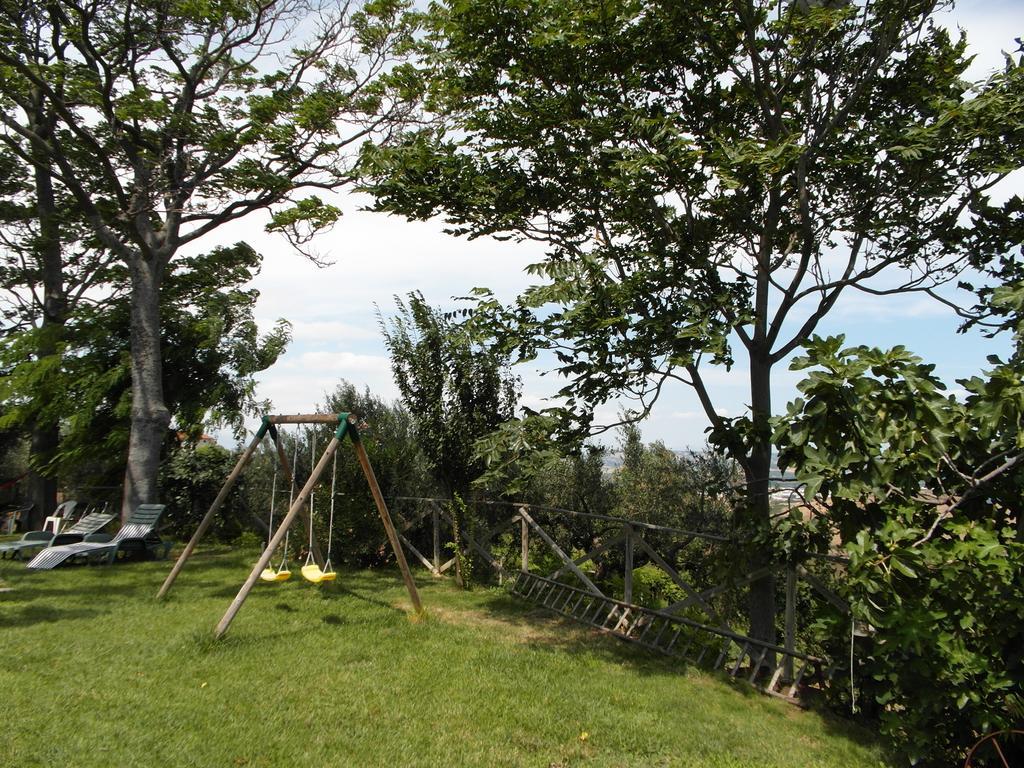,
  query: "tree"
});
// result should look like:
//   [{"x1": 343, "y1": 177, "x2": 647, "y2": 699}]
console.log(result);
[
  {"x1": 0, "y1": 0, "x2": 422, "y2": 517},
  {"x1": 773, "y1": 278, "x2": 1023, "y2": 761},
  {"x1": 612, "y1": 423, "x2": 740, "y2": 532},
  {"x1": 361, "y1": 0, "x2": 1024, "y2": 642},
  {"x1": 159, "y1": 439, "x2": 245, "y2": 542},
  {"x1": 0, "y1": 242, "x2": 290, "y2": 502},
  {"x1": 0, "y1": 24, "x2": 117, "y2": 525},
  {"x1": 380, "y1": 291, "x2": 520, "y2": 497},
  {"x1": 613, "y1": 422, "x2": 697, "y2": 526}
]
